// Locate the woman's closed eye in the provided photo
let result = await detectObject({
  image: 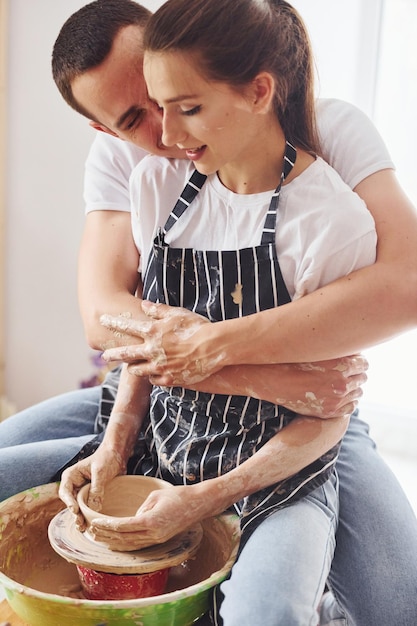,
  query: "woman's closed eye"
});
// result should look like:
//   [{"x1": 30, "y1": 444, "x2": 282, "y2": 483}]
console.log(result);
[{"x1": 181, "y1": 105, "x2": 202, "y2": 116}]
